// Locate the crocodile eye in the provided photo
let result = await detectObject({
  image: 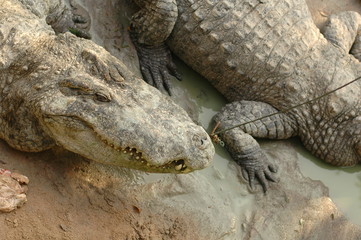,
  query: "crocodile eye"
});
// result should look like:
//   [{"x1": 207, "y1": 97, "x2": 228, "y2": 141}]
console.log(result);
[{"x1": 94, "y1": 92, "x2": 110, "y2": 102}]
